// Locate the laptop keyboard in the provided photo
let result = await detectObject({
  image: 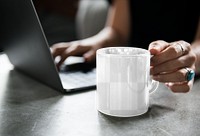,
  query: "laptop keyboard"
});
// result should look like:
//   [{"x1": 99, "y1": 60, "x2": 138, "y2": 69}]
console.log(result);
[{"x1": 59, "y1": 68, "x2": 96, "y2": 90}]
